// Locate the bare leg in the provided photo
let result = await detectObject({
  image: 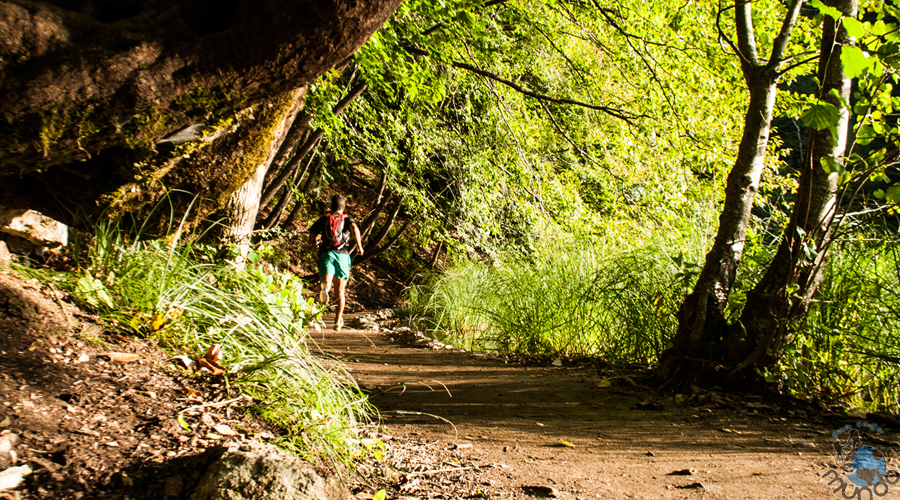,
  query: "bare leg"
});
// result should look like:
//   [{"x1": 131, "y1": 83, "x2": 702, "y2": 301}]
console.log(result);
[
  {"x1": 334, "y1": 276, "x2": 347, "y2": 329},
  {"x1": 319, "y1": 274, "x2": 333, "y2": 305}
]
